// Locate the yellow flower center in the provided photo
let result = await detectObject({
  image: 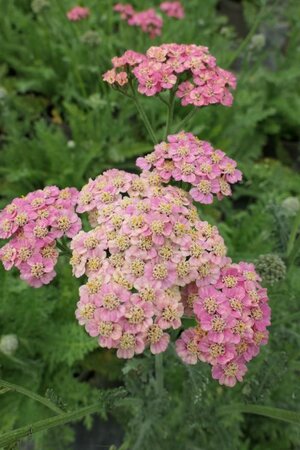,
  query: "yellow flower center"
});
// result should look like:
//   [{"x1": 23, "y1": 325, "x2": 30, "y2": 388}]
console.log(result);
[
  {"x1": 41, "y1": 245, "x2": 57, "y2": 258},
  {"x1": 224, "y1": 362, "x2": 238, "y2": 377},
  {"x1": 84, "y1": 236, "x2": 99, "y2": 249},
  {"x1": 162, "y1": 306, "x2": 178, "y2": 322},
  {"x1": 223, "y1": 275, "x2": 237, "y2": 288},
  {"x1": 109, "y1": 253, "x2": 124, "y2": 268},
  {"x1": 197, "y1": 262, "x2": 211, "y2": 278},
  {"x1": 209, "y1": 343, "x2": 225, "y2": 358},
  {"x1": 177, "y1": 260, "x2": 190, "y2": 278},
  {"x1": 31, "y1": 198, "x2": 44, "y2": 208},
  {"x1": 197, "y1": 180, "x2": 211, "y2": 194},
  {"x1": 159, "y1": 245, "x2": 173, "y2": 260},
  {"x1": 138, "y1": 236, "x2": 153, "y2": 251},
  {"x1": 174, "y1": 222, "x2": 186, "y2": 237},
  {"x1": 190, "y1": 243, "x2": 204, "y2": 258},
  {"x1": 81, "y1": 303, "x2": 96, "y2": 319},
  {"x1": 86, "y1": 277, "x2": 102, "y2": 294},
  {"x1": 102, "y1": 294, "x2": 120, "y2": 310},
  {"x1": 30, "y1": 263, "x2": 45, "y2": 278},
  {"x1": 147, "y1": 325, "x2": 163, "y2": 344},
  {"x1": 98, "y1": 321, "x2": 114, "y2": 337},
  {"x1": 130, "y1": 259, "x2": 145, "y2": 277},
  {"x1": 212, "y1": 316, "x2": 225, "y2": 332},
  {"x1": 251, "y1": 307, "x2": 263, "y2": 320},
  {"x1": 236, "y1": 341, "x2": 248, "y2": 355},
  {"x1": 15, "y1": 213, "x2": 28, "y2": 226},
  {"x1": 127, "y1": 306, "x2": 145, "y2": 324},
  {"x1": 233, "y1": 320, "x2": 246, "y2": 335},
  {"x1": 229, "y1": 298, "x2": 243, "y2": 311},
  {"x1": 203, "y1": 297, "x2": 218, "y2": 315},
  {"x1": 57, "y1": 216, "x2": 71, "y2": 231},
  {"x1": 152, "y1": 263, "x2": 168, "y2": 280},
  {"x1": 34, "y1": 226, "x2": 48, "y2": 238},
  {"x1": 130, "y1": 215, "x2": 144, "y2": 229},
  {"x1": 187, "y1": 340, "x2": 199, "y2": 355},
  {"x1": 119, "y1": 332, "x2": 135, "y2": 349},
  {"x1": 151, "y1": 220, "x2": 164, "y2": 234},
  {"x1": 139, "y1": 287, "x2": 155, "y2": 302},
  {"x1": 86, "y1": 257, "x2": 102, "y2": 272}
]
